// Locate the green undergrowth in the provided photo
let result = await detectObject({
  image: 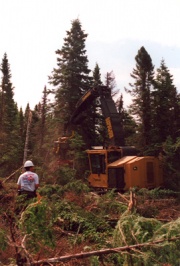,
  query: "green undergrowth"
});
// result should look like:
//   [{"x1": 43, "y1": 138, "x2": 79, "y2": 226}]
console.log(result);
[
  {"x1": 137, "y1": 187, "x2": 180, "y2": 199},
  {"x1": 0, "y1": 181, "x2": 180, "y2": 265},
  {"x1": 113, "y1": 214, "x2": 180, "y2": 265}
]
